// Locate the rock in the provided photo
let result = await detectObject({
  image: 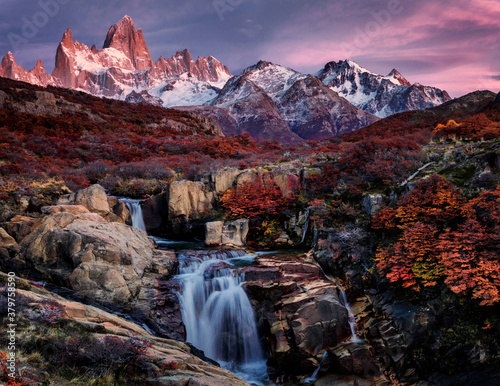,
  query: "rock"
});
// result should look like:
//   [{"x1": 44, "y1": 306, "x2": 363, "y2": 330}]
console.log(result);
[
  {"x1": 41, "y1": 205, "x2": 90, "y2": 216},
  {"x1": 289, "y1": 288, "x2": 349, "y2": 357},
  {"x1": 362, "y1": 194, "x2": 384, "y2": 216},
  {"x1": 235, "y1": 170, "x2": 260, "y2": 188},
  {"x1": 0, "y1": 90, "x2": 9, "y2": 108},
  {"x1": 0, "y1": 227, "x2": 19, "y2": 251},
  {"x1": 58, "y1": 184, "x2": 111, "y2": 215},
  {"x1": 205, "y1": 219, "x2": 249, "y2": 247},
  {"x1": 16, "y1": 195, "x2": 30, "y2": 212},
  {"x1": 0, "y1": 227, "x2": 20, "y2": 264},
  {"x1": 205, "y1": 221, "x2": 224, "y2": 245},
  {"x1": 275, "y1": 232, "x2": 292, "y2": 244},
  {"x1": 3, "y1": 215, "x2": 42, "y2": 243},
  {"x1": 270, "y1": 167, "x2": 300, "y2": 197},
  {"x1": 74, "y1": 184, "x2": 110, "y2": 215},
  {"x1": 17, "y1": 211, "x2": 170, "y2": 312},
  {"x1": 243, "y1": 256, "x2": 351, "y2": 380},
  {"x1": 143, "y1": 192, "x2": 169, "y2": 233},
  {"x1": 330, "y1": 343, "x2": 378, "y2": 376},
  {"x1": 107, "y1": 197, "x2": 131, "y2": 224},
  {"x1": 24, "y1": 91, "x2": 60, "y2": 115},
  {"x1": 168, "y1": 180, "x2": 214, "y2": 223},
  {"x1": 210, "y1": 167, "x2": 241, "y2": 193}
]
